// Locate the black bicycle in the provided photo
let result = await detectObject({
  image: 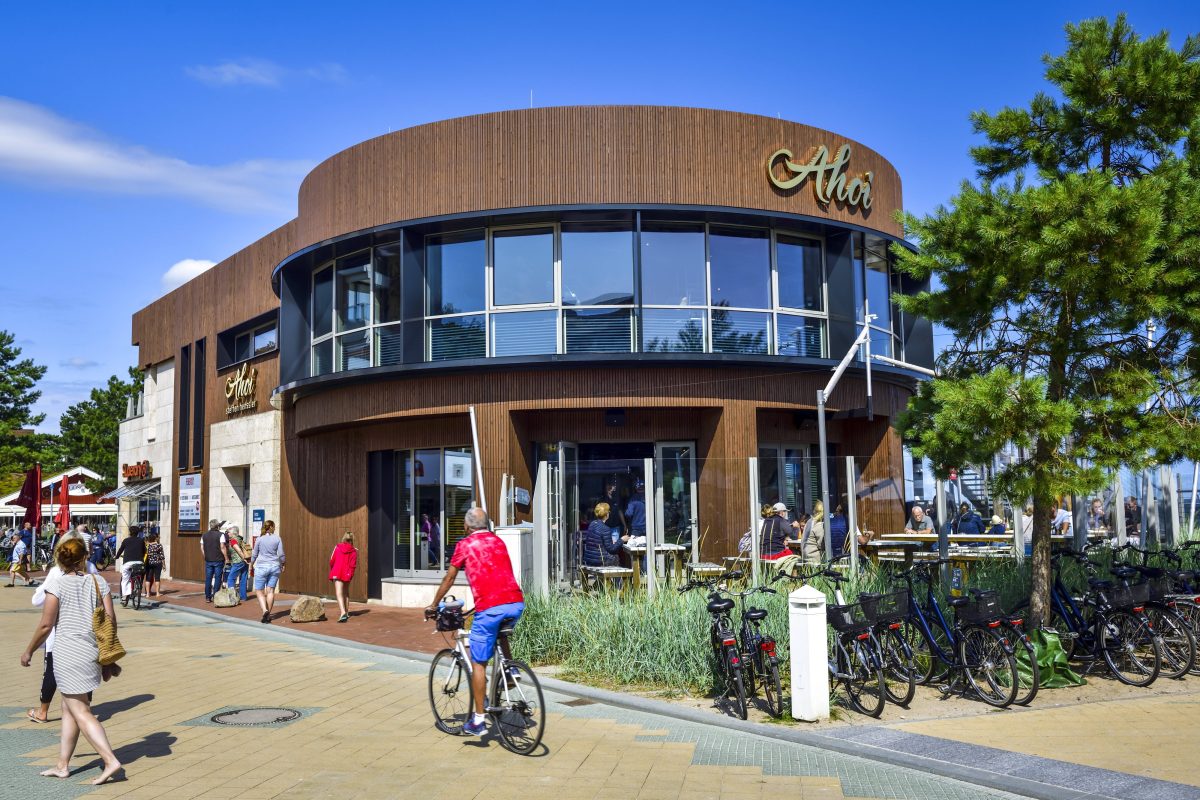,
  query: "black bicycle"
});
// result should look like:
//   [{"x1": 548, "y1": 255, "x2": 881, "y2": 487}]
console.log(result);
[
  {"x1": 679, "y1": 570, "x2": 749, "y2": 719},
  {"x1": 731, "y1": 583, "x2": 784, "y2": 717},
  {"x1": 126, "y1": 563, "x2": 145, "y2": 610}
]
